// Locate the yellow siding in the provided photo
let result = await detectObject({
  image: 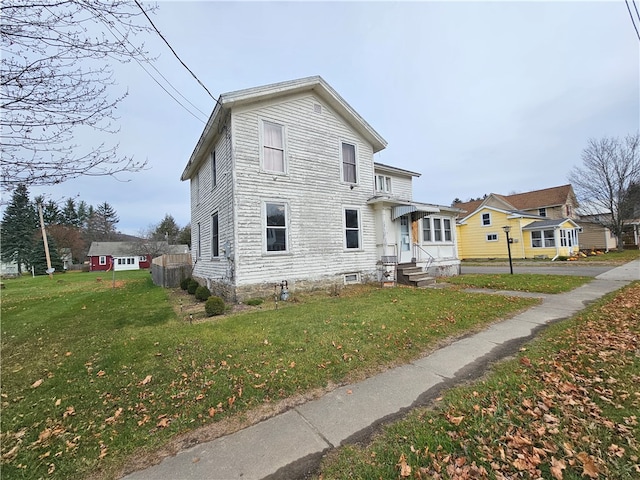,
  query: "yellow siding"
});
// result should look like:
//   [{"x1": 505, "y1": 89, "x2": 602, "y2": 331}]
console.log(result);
[{"x1": 457, "y1": 209, "x2": 523, "y2": 259}]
